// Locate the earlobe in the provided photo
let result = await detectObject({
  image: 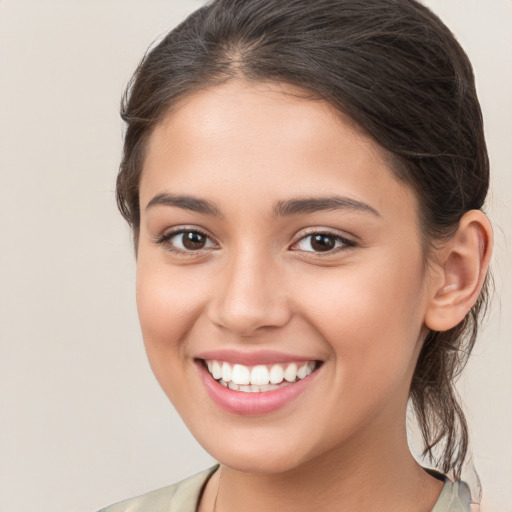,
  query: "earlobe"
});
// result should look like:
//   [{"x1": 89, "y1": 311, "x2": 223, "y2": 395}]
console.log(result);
[{"x1": 424, "y1": 210, "x2": 493, "y2": 332}]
